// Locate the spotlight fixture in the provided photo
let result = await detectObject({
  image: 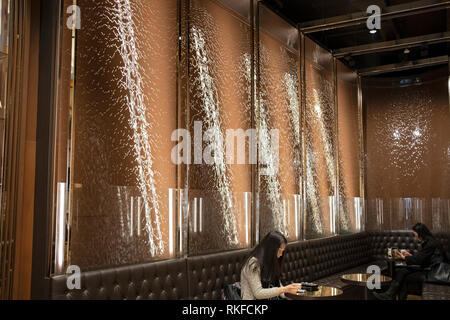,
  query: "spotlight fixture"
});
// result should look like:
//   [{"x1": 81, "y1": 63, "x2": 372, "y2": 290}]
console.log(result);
[{"x1": 404, "y1": 48, "x2": 410, "y2": 54}]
